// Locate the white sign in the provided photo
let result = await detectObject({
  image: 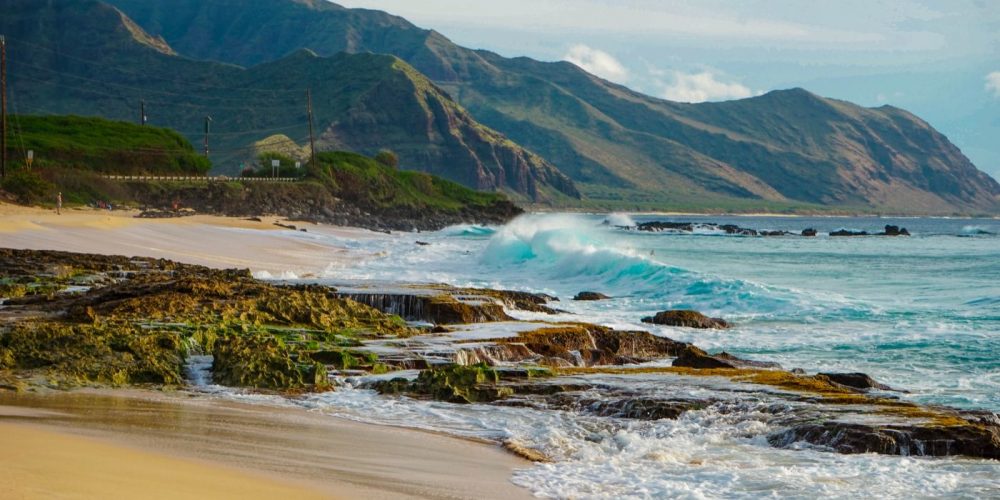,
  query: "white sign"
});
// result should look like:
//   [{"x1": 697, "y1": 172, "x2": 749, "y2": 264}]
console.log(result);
[
  {"x1": 271, "y1": 159, "x2": 280, "y2": 168},
  {"x1": 26, "y1": 150, "x2": 34, "y2": 168},
  {"x1": 295, "y1": 161, "x2": 301, "y2": 169}
]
